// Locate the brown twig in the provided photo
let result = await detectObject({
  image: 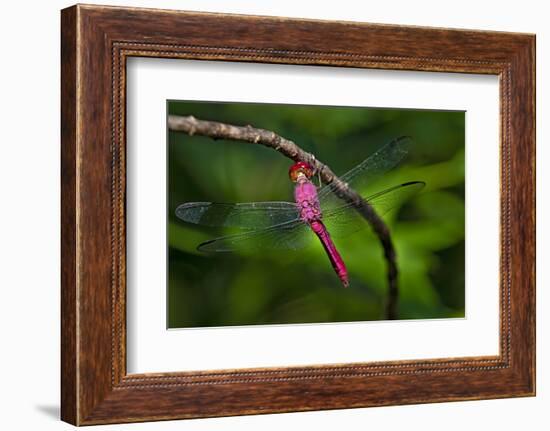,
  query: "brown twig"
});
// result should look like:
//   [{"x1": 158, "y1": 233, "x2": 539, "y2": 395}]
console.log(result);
[{"x1": 168, "y1": 115, "x2": 399, "y2": 320}]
